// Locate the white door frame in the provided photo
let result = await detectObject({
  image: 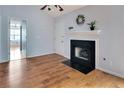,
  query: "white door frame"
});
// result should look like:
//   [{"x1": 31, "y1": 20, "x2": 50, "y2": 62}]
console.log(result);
[
  {"x1": 7, "y1": 17, "x2": 28, "y2": 61},
  {"x1": 0, "y1": 16, "x2": 1, "y2": 61}
]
